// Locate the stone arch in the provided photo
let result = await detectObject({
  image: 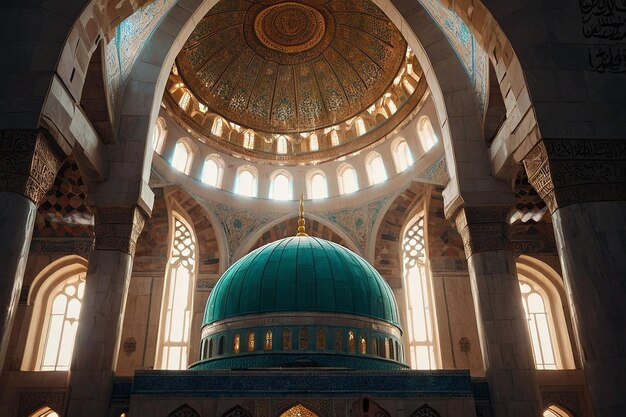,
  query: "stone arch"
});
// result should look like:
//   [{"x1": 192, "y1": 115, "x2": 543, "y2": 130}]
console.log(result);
[
  {"x1": 222, "y1": 405, "x2": 253, "y2": 417},
  {"x1": 279, "y1": 403, "x2": 321, "y2": 417},
  {"x1": 164, "y1": 186, "x2": 222, "y2": 275},
  {"x1": 168, "y1": 404, "x2": 200, "y2": 417},
  {"x1": 245, "y1": 216, "x2": 355, "y2": 255},
  {"x1": 410, "y1": 404, "x2": 441, "y2": 417},
  {"x1": 349, "y1": 398, "x2": 390, "y2": 417},
  {"x1": 374, "y1": 182, "x2": 428, "y2": 287},
  {"x1": 544, "y1": 403, "x2": 576, "y2": 417}
]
